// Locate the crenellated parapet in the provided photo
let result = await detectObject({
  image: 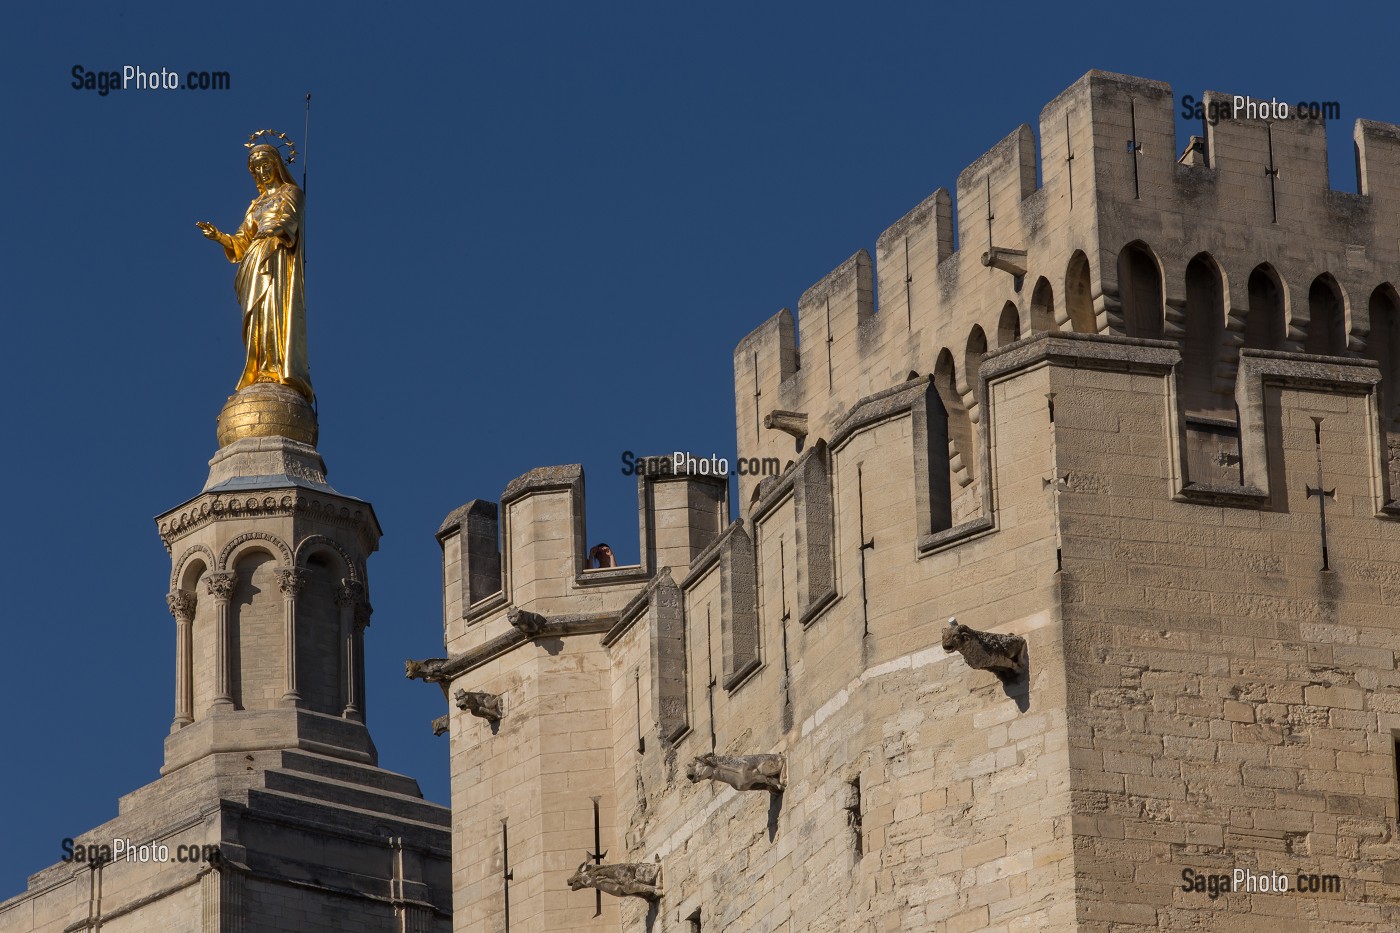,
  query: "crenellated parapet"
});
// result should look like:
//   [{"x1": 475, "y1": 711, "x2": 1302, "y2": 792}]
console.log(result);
[
  {"x1": 430, "y1": 71, "x2": 1400, "y2": 932},
  {"x1": 732, "y1": 70, "x2": 1400, "y2": 514},
  {"x1": 432, "y1": 457, "x2": 729, "y2": 654}
]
